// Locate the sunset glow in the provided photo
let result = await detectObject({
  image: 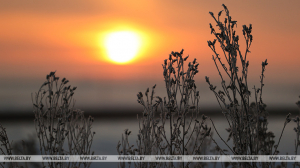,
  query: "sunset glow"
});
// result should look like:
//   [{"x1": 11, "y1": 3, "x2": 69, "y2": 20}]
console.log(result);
[
  {"x1": 104, "y1": 31, "x2": 142, "y2": 64},
  {"x1": 0, "y1": 1, "x2": 300, "y2": 112}
]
